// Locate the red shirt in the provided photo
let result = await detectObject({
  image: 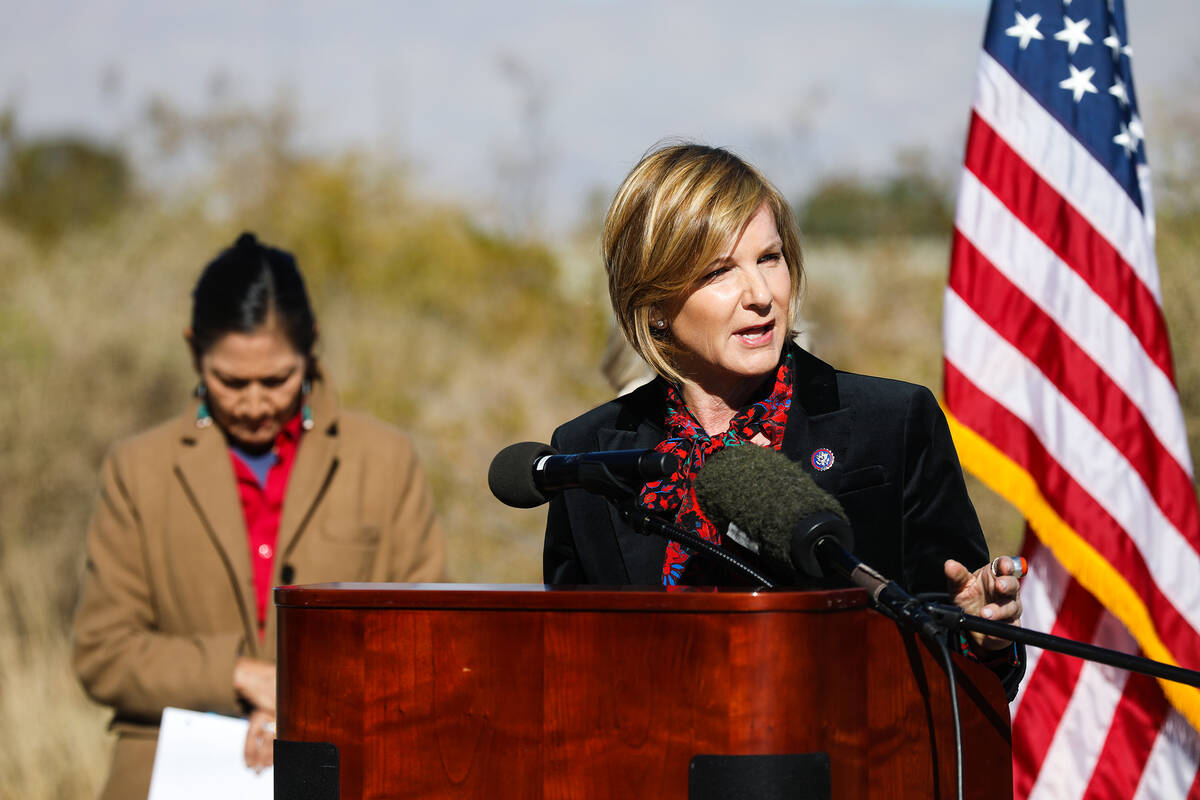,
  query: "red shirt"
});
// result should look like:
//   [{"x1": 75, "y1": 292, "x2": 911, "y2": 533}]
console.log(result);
[{"x1": 228, "y1": 413, "x2": 304, "y2": 638}]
